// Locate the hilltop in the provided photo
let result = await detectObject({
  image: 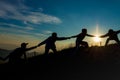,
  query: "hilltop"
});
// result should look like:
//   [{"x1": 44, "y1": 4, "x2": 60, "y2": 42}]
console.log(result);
[
  {"x1": 27, "y1": 44, "x2": 120, "y2": 64},
  {"x1": 0, "y1": 44, "x2": 120, "y2": 80},
  {"x1": 1, "y1": 44, "x2": 120, "y2": 65}
]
